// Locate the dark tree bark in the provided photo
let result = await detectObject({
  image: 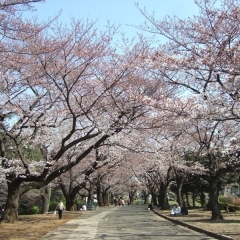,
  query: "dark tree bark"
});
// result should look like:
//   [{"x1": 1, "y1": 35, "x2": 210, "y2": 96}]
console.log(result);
[
  {"x1": 2, "y1": 181, "x2": 21, "y2": 222},
  {"x1": 192, "y1": 189, "x2": 196, "y2": 208},
  {"x1": 209, "y1": 177, "x2": 223, "y2": 220},
  {"x1": 186, "y1": 192, "x2": 190, "y2": 206},
  {"x1": 200, "y1": 192, "x2": 206, "y2": 208},
  {"x1": 151, "y1": 192, "x2": 157, "y2": 206},
  {"x1": 158, "y1": 181, "x2": 170, "y2": 210},
  {"x1": 102, "y1": 191, "x2": 109, "y2": 206},
  {"x1": 141, "y1": 190, "x2": 149, "y2": 204},
  {"x1": 65, "y1": 195, "x2": 76, "y2": 211},
  {"x1": 128, "y1": 189, "x2": 137, "y2": 205},
  {"x1": 158, "y1": 166, "x2": 172, "y2": 209},
  {"x1": 96, "y1": 183, "x2": 104, "y2": 207},
  {"x1": 87, "y1": 188, "x2": 94, "y2": 207},
  {"x1": 95, "y1": 183, "x2": 110, "y2": 207}
]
